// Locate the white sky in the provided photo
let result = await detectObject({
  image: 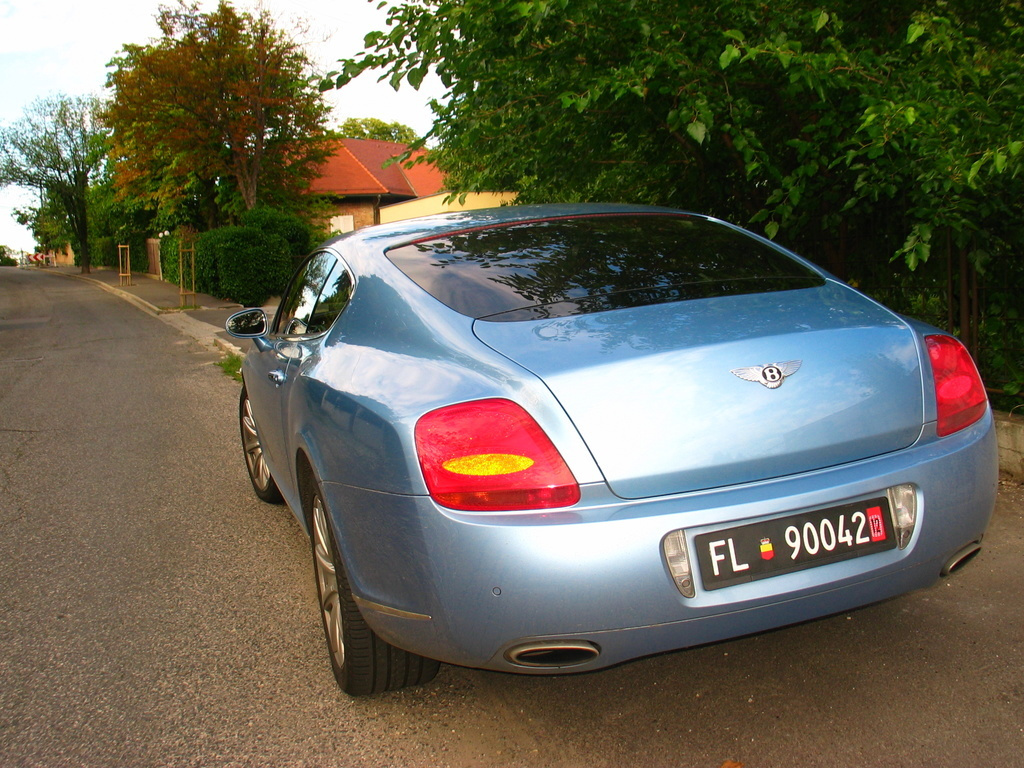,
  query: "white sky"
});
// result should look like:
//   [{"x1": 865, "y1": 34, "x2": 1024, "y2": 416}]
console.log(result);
[{"x1": 0, "y1": 0, "x2": 444, "y2": 252}]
